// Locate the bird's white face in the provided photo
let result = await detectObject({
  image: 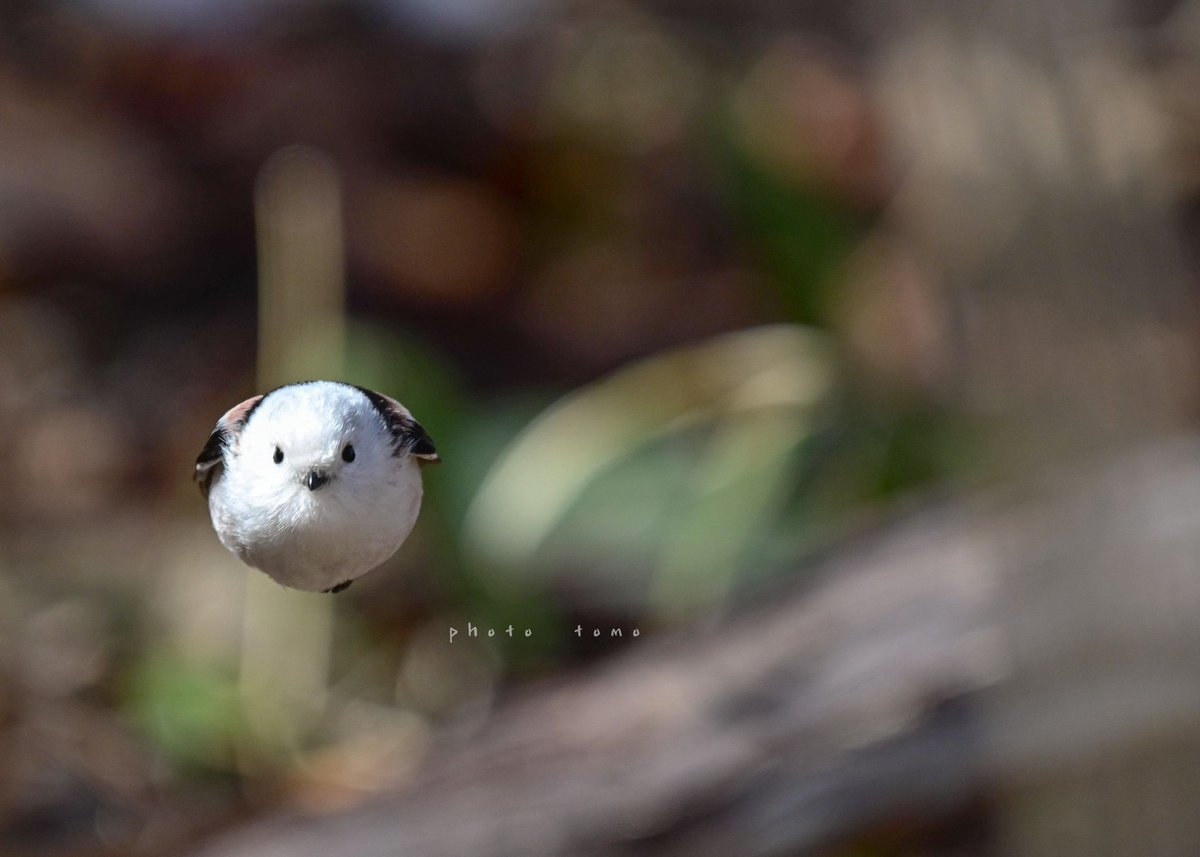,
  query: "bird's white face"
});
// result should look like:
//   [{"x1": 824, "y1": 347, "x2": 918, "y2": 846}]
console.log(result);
[
  {"x1": 200, "y1": 380, "x2": 431, "y2": 591},
  {"x1": 235, "y1": 384, "x2": 397, "y2": 512}
]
